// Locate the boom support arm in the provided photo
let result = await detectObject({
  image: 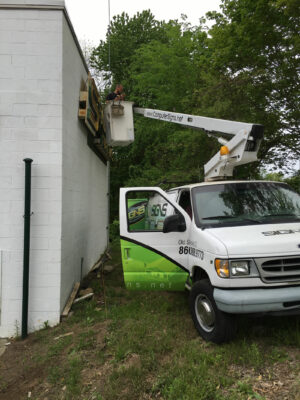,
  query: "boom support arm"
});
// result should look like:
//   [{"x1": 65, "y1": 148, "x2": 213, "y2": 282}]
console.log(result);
[{"x1": 134, "y1": 107, "x2": 264, "y2": 181}]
